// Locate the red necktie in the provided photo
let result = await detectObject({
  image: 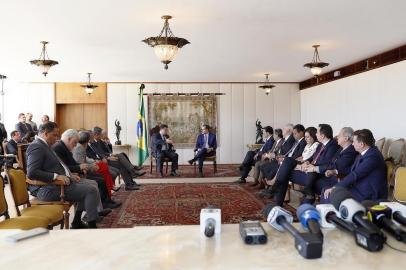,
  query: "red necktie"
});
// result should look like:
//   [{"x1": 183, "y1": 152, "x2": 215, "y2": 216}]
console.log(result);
[{"x1": 312, "y1": 144, "x2": 326, "y2": 165}]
